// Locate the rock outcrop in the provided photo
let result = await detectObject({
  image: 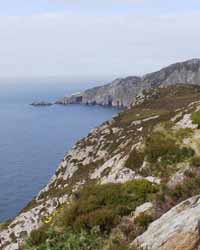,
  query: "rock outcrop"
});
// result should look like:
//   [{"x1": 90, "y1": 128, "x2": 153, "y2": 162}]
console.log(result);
[
  {"x1": 56, "y1": 59, "x2": 200, "y2": 108},
  {"x1": 133, "y1": 195, "x2": 200, "y2": 250},
  {"x1": 56, "y1": 76, "x2": 144, "y2": 108},
  {"x1": 30, "y1": 102, "x2": 52, "y2": 106}
]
